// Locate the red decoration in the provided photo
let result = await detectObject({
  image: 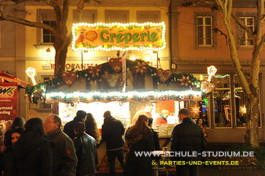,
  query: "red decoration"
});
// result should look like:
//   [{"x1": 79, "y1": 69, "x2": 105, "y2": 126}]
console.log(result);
[
  {"x1": 109, "y1": 58, "x2": 122, "y2": 73},
  {"x1": 86, "y1": 65, "x2": 102, "y2": 78},
  {"x1": 61, "y1": 71, "x2": 77, "y2": 86},
  {"x1": 133, "y1": 60, "x2": 148, "y2": 75},
  {"x1": 157, "y1": 68, "x2": 172, "y2": 83}
]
